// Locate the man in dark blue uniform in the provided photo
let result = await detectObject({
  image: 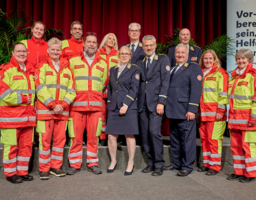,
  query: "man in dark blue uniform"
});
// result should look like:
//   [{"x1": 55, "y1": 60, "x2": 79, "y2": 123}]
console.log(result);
[
  {"x1": 125, "y1": 23, "x2": 146, "y2": 65},
  {"x1": 164, "y1": 44, "x2": 202, "y2": 176},
  {"x1": 167, "y1": 28, "x2": 202, "y2": 67},
  {"x1": 138, "y1": 35, "x2": 171, "y2": 176}
]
